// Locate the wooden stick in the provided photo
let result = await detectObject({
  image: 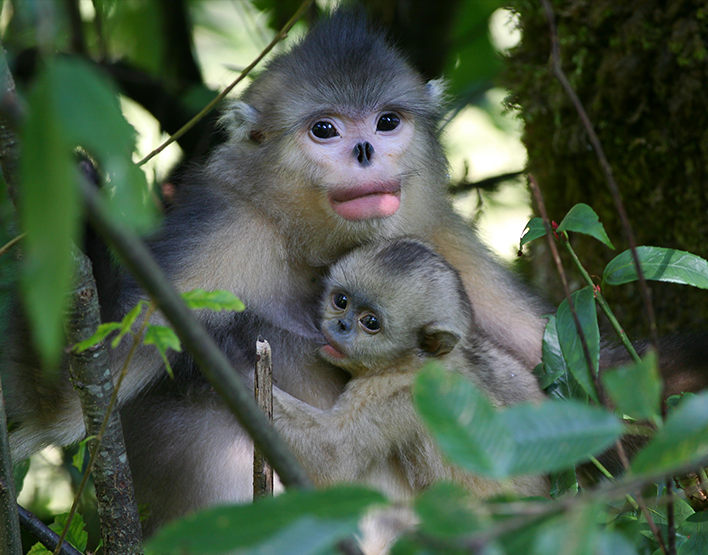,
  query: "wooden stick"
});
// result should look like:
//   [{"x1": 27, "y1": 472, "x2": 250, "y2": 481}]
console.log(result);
[{"x1": 253, "y1": 337, "x2": 274, "y2": 499}]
